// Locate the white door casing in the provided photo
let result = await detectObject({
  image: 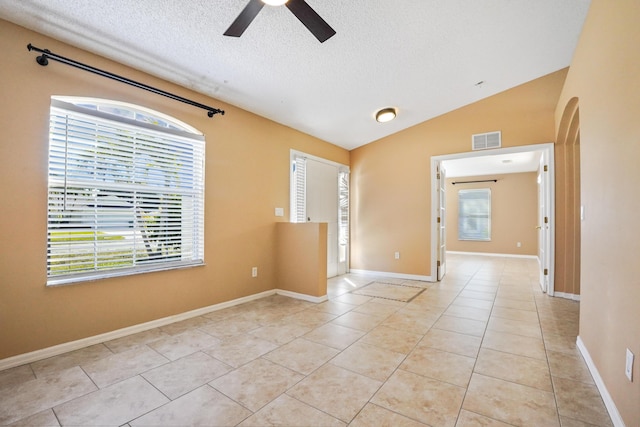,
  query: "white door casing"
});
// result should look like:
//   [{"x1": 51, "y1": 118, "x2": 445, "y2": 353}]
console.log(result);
[
  {"x1": 431, "y1": 143, "x2": 554, "y2": 292},
  {"x1": 437, "y1": 163, "x2": 447, "y2": 280},
  {"x1": 538, "y1": 149, "x2": 555, "y2": 295},
  {"x1": 306, "y1": 159, "x2": 339, "y2": 278},
  {"x1": 291, "y1": 151, "x2": 349, "y2": 279}
]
